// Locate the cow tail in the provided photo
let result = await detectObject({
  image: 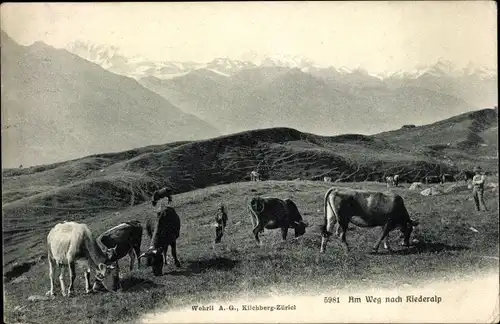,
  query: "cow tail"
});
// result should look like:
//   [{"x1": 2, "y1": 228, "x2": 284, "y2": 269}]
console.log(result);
[{"x1": 322, "y1": 187, "x2": 338, "y2": 237}]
